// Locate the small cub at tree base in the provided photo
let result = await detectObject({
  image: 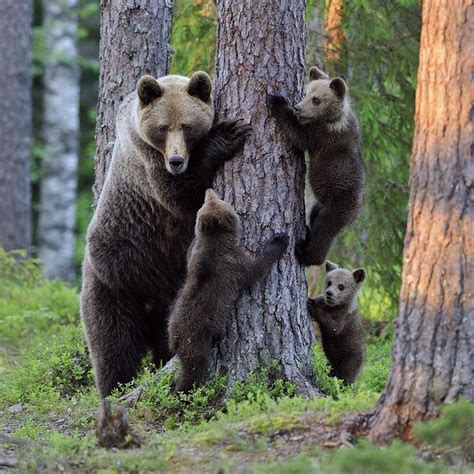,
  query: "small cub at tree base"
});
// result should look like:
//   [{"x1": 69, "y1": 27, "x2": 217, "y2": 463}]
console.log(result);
[
  {"x1": 168, "y1": 189, "x2": 289, "y2": 392},
  {"x1": 267, "y1": 66, "x2": 365, "y2": 266},
  {"x1": 307, "y1": 260, "x2": 366, "y2": 385}
]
